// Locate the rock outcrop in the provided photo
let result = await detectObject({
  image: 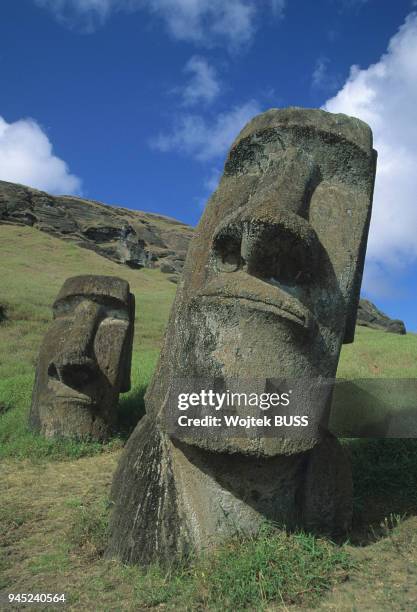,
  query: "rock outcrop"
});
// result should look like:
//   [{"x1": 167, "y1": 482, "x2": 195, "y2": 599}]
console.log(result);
[
  {"x1": 0, "y1": 180, "x2": 193, "y2": 272},
  {"x1": 357, "y1": 299, "x2": 406, "y2": 335}
]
